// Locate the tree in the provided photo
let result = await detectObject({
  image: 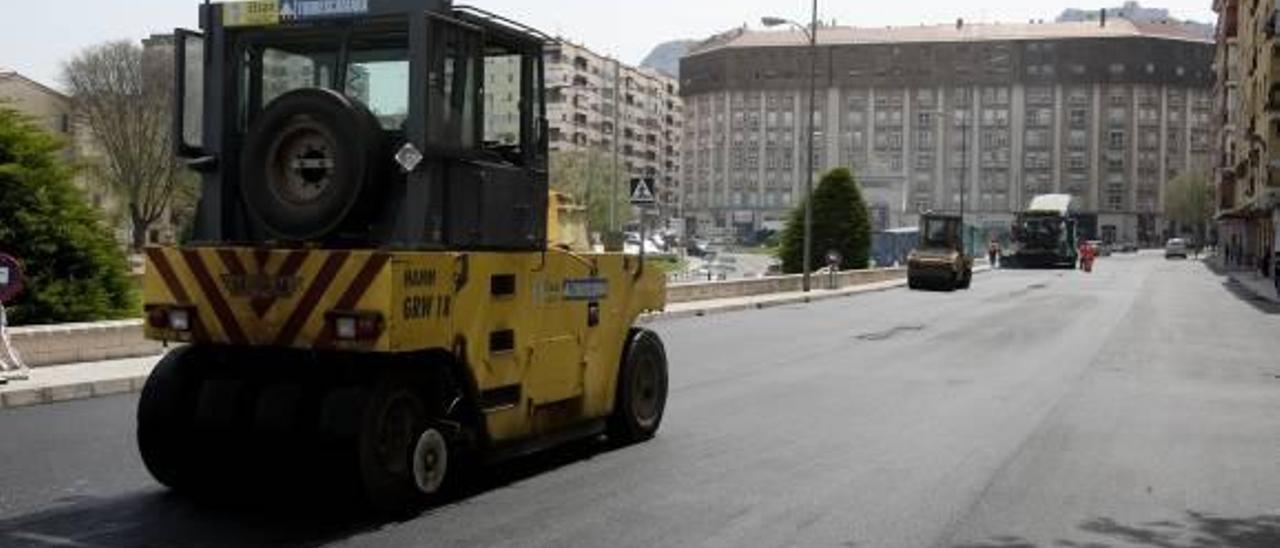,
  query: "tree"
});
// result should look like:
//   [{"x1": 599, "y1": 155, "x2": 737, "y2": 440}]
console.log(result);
[
  {"x1": 1164, "y1": 166, "x2": 1214, "y2": 242},
  {"x1": 0, "y1": 107, "x2": 135, "y2": 325},
  {"x1": 777, "y1": 167, "x2": 872, "y2": 273},
  {"x1": 63, "y1": 40, "x2": 190, "y2": 251},
  {"x1": 549, "y1": 148, "x2": 632, "y2": 233}
]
